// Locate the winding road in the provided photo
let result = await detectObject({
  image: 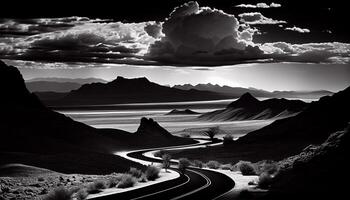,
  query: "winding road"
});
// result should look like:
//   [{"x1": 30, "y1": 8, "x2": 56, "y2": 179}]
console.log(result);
[{"x1": 92, "y1": 140, "x2": 236, "y2": 200}]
